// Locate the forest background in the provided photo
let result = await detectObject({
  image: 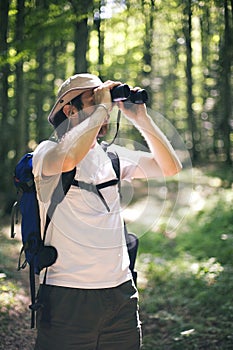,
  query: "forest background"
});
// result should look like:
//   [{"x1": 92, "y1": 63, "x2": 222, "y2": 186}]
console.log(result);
[
  {"x1": 0, "y1": 0, "x2": 232, "y2": 209},
  {"x1": 0, "y1": 0, "x2": 233, "y2": 349}
]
